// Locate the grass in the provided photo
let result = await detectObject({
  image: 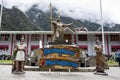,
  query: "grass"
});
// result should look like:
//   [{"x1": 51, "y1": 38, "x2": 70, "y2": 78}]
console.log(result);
[
  {"x1": 107, "y1": 59, "x2": 118, "y2": 66},
  {"x1": 0, "y1": 60, "x2": 13, "y2": 64}
]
